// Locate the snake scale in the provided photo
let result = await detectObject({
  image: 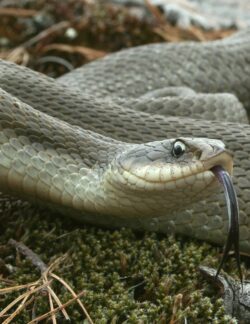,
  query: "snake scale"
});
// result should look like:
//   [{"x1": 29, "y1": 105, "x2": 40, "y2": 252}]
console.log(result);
[{"x1": 0, "y1": 28, "x2": 250, "y2": 251}]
